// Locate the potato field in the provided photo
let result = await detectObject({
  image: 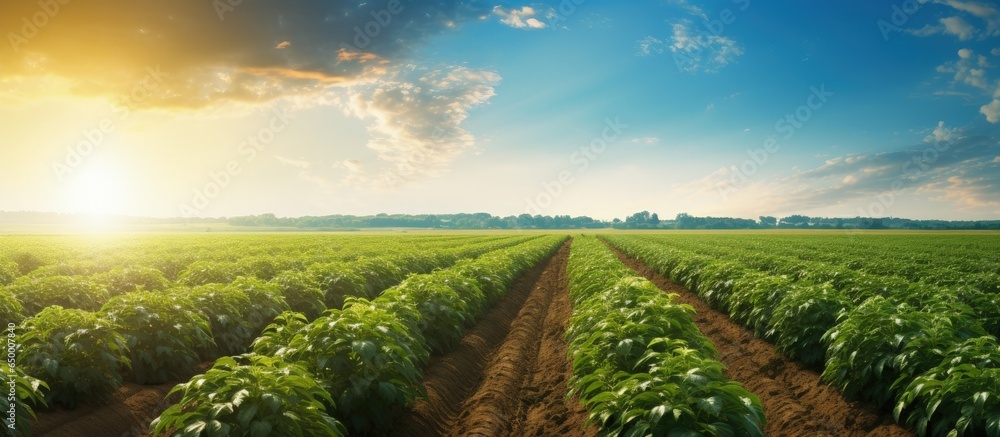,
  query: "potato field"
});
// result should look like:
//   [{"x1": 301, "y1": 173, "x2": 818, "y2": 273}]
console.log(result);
[{"x1": 1, "y1": 232, "x2": 998, "y2": 436}]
